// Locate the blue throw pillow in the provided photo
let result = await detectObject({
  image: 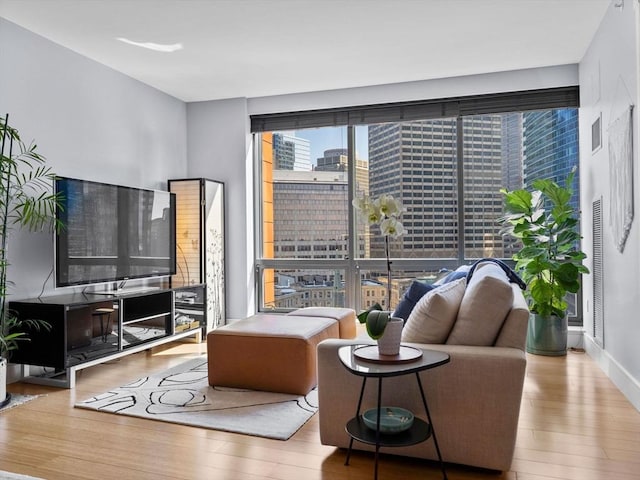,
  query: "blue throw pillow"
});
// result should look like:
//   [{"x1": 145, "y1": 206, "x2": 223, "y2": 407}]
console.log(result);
[
  {"x1": 393, "y1": 281, "x2": 434, "y2": 322},
  {"x1": 433, "y1": 265, "x2": 471, "y2": 286}
]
